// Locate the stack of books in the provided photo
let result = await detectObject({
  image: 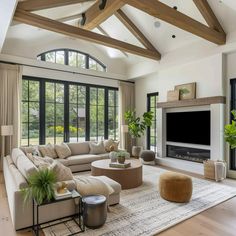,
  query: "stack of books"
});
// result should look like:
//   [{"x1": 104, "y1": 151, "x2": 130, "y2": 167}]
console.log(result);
[
  {"x1": 109, "y1": 162, "x2": 131, "y2": 168},
  {"x1": 54, "y1": 188, "x2": 72, "y2": 200}
]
